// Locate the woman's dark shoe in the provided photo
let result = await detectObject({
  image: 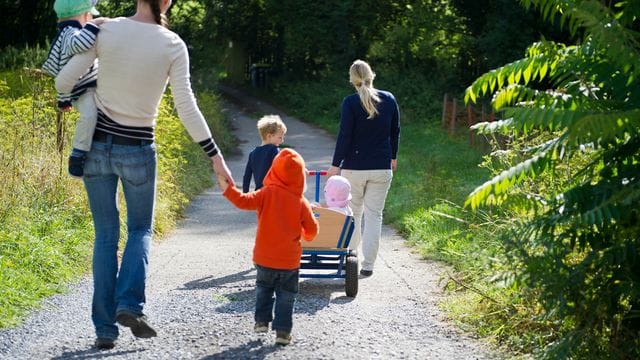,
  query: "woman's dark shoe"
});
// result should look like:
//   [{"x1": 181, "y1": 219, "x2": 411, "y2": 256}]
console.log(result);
[
  {"x1": 94, "y1": 337, "x2": 115, "y2": 350},
  {"x1": 254, "y1": 322, "x2": 269, "y2": 333},
  {"x1": 116, "y1": 310, "x2": 157, "y2": 338},
  {"x1": 275, "y1": 331, "x2": 292, "y2": 345},
  {"x1": 360, "y1": 269, "x2": 373, "y2": 277}
]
